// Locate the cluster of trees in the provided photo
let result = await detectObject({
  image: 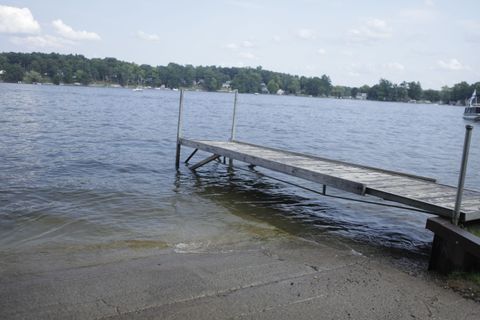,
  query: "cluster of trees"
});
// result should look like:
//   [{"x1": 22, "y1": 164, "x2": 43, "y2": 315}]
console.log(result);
[
  {"x1": 0, "y1": 52, "x2": 332, "y2": 96},
  {"x1": 348, "y1": 79, "x2": 480, "y2": 104},
  {"x1": 0, "y1": 52, "x2": 478, "y2": 104}
]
